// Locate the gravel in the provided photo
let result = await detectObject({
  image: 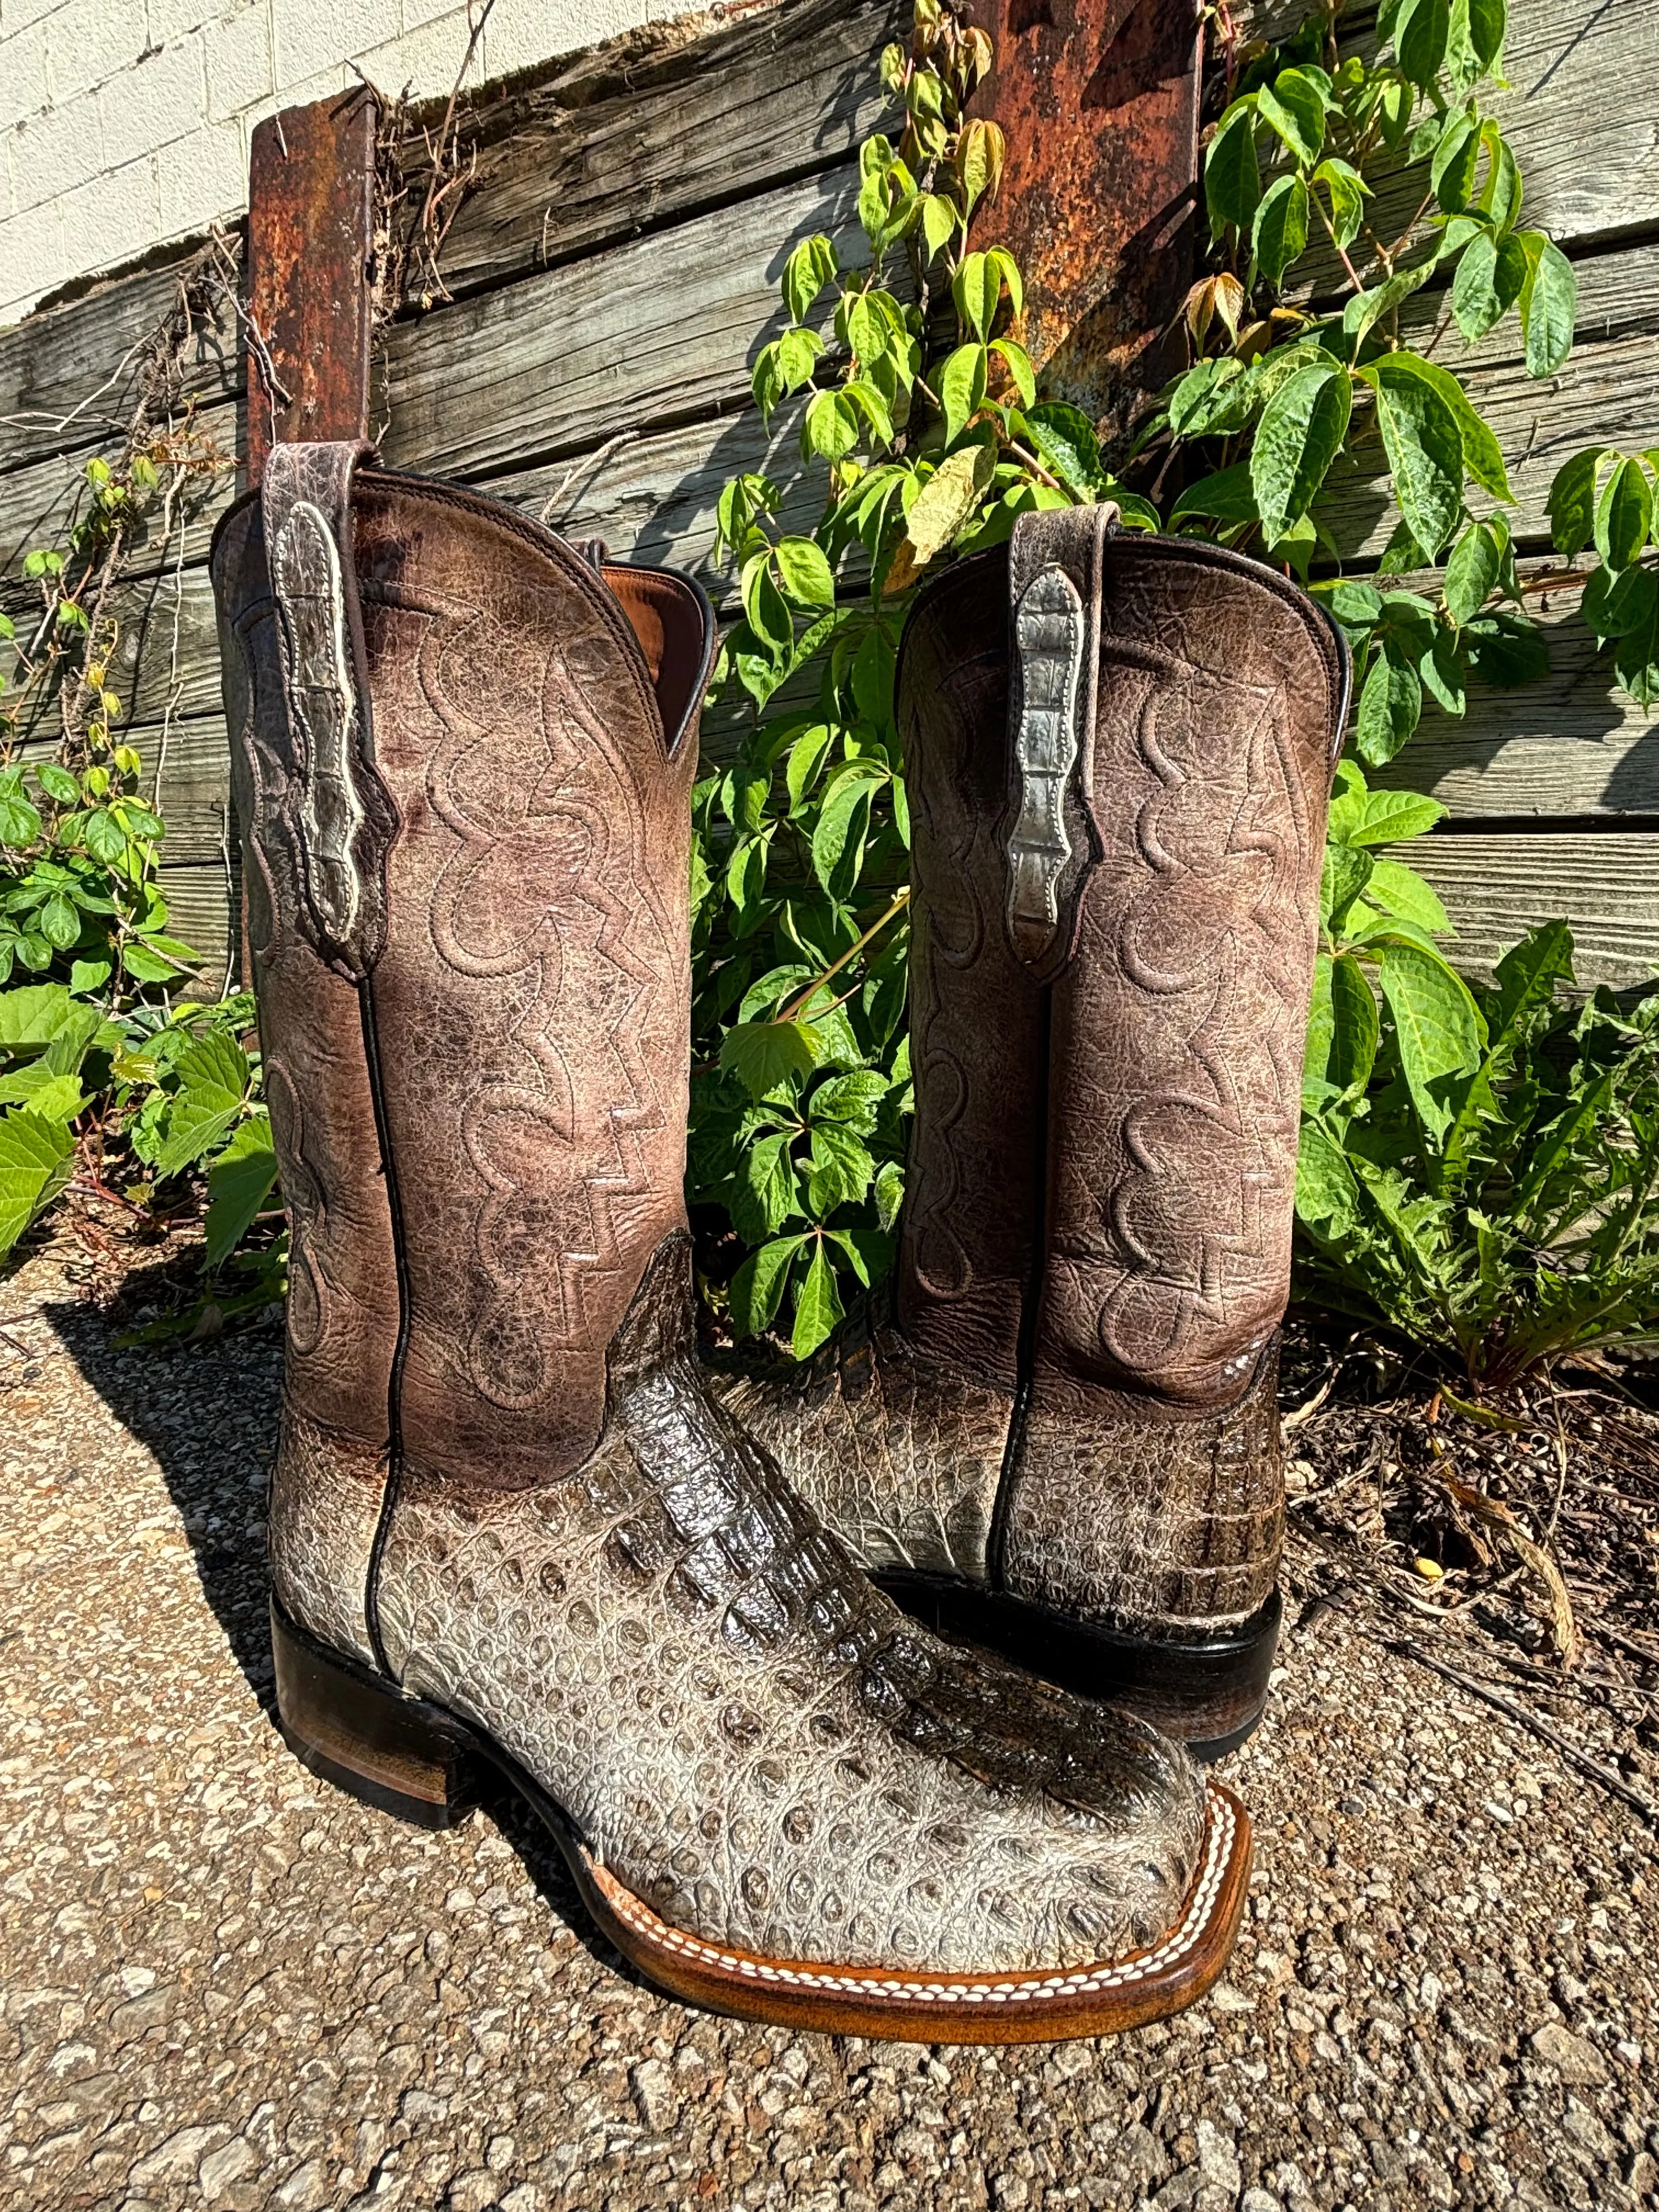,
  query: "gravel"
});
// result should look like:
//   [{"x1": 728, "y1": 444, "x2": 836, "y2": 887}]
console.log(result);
[{"x1": 3, "y1": 1246, "x2": 1657, "y2": 2212}]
